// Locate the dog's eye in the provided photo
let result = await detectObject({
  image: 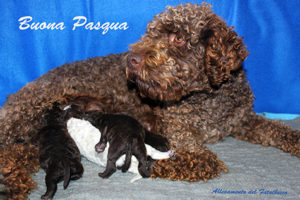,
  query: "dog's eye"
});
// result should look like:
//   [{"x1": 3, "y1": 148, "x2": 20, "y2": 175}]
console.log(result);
[
  {"x1": 169, "y1": 33, "x2": 185, "y2": 47},
  {"x1": 175, "y1": 36, "x2": 183, "y2": 43}
]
